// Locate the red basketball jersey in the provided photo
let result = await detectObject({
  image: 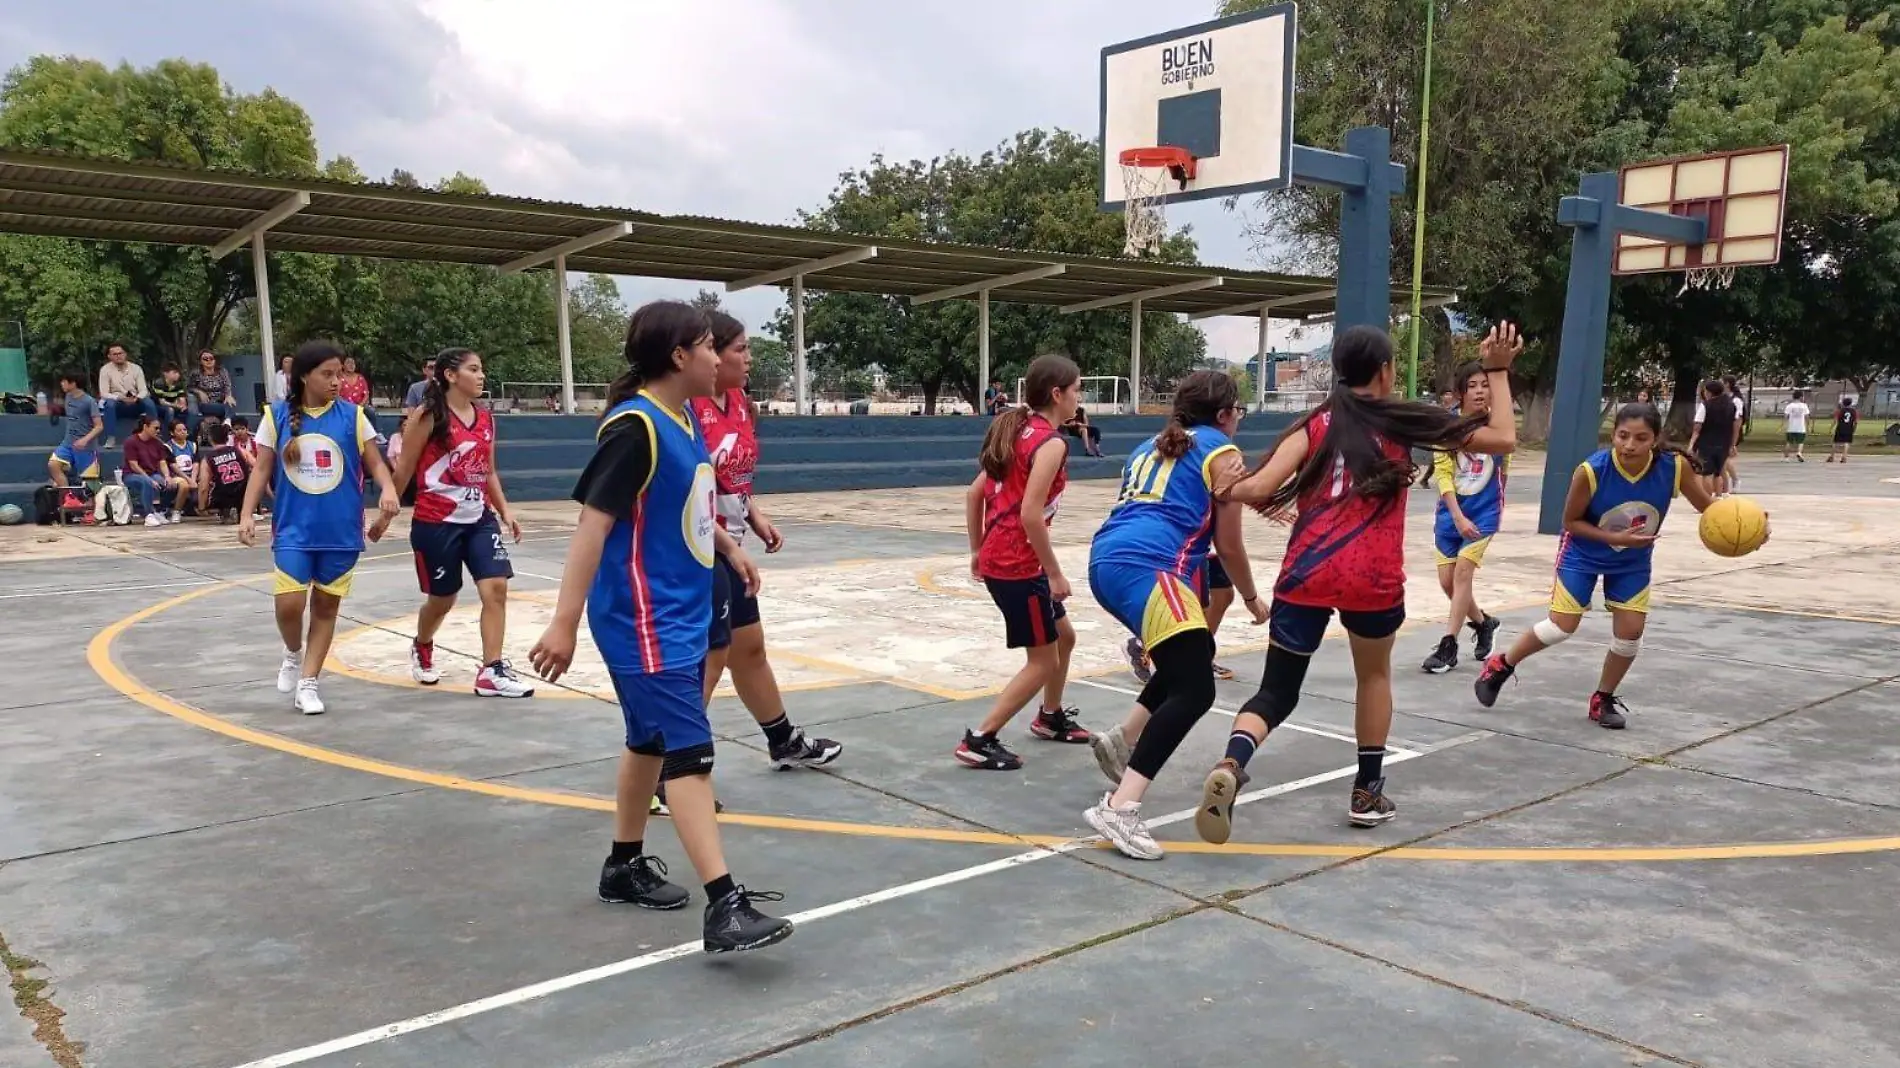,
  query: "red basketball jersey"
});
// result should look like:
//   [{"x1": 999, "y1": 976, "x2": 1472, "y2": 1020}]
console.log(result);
[
  {"x1": 1273, "y1": 411, "x2": 1410, "y2": 611},
  {"x1": 977, "y1": 413, "x2": 1068, "y2": 581},
  {"x1": 413, "y1": 405, "x2": 495, "y2": 525},
  {"x1": 689, "y1": 389, "x2": 759, "y2": 544}
]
